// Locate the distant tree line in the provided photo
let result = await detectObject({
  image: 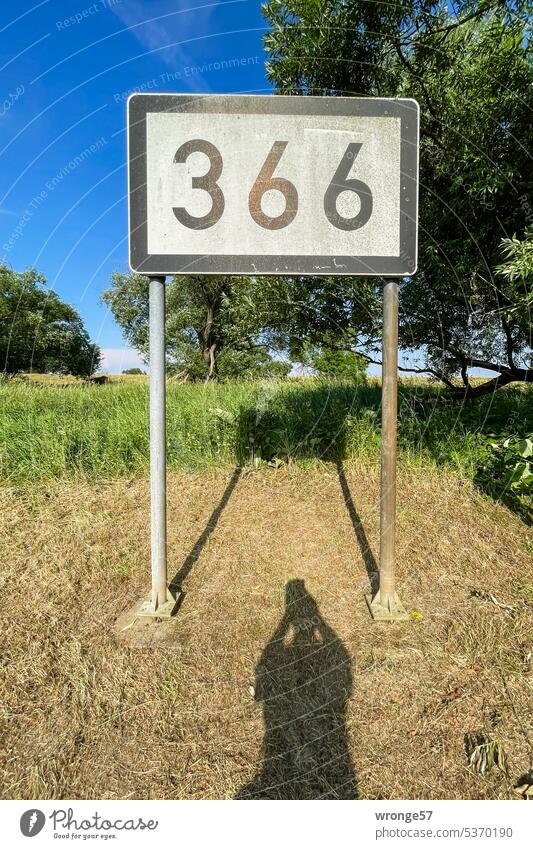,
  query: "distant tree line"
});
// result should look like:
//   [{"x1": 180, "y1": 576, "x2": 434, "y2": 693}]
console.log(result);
[
  {"x1": 1, "y1": 265, "x2": 100, "y2": 377},
  {"x1": 102, "y1": 273, "x2": 369, "y2": 382}
]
